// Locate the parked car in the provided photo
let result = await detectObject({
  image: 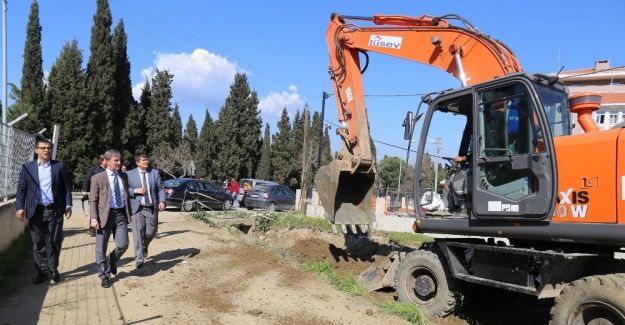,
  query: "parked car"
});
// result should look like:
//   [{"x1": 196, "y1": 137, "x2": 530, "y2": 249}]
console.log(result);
[
  {"x1": 238, "y1": 178, "x2": 277, "y2": 204},
  {"x1": 244, "y1": 183, "x2": 296, "y2": 212},
  {"x1": 164, "y1": 178, "x2": 233, "y2": 211}
]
